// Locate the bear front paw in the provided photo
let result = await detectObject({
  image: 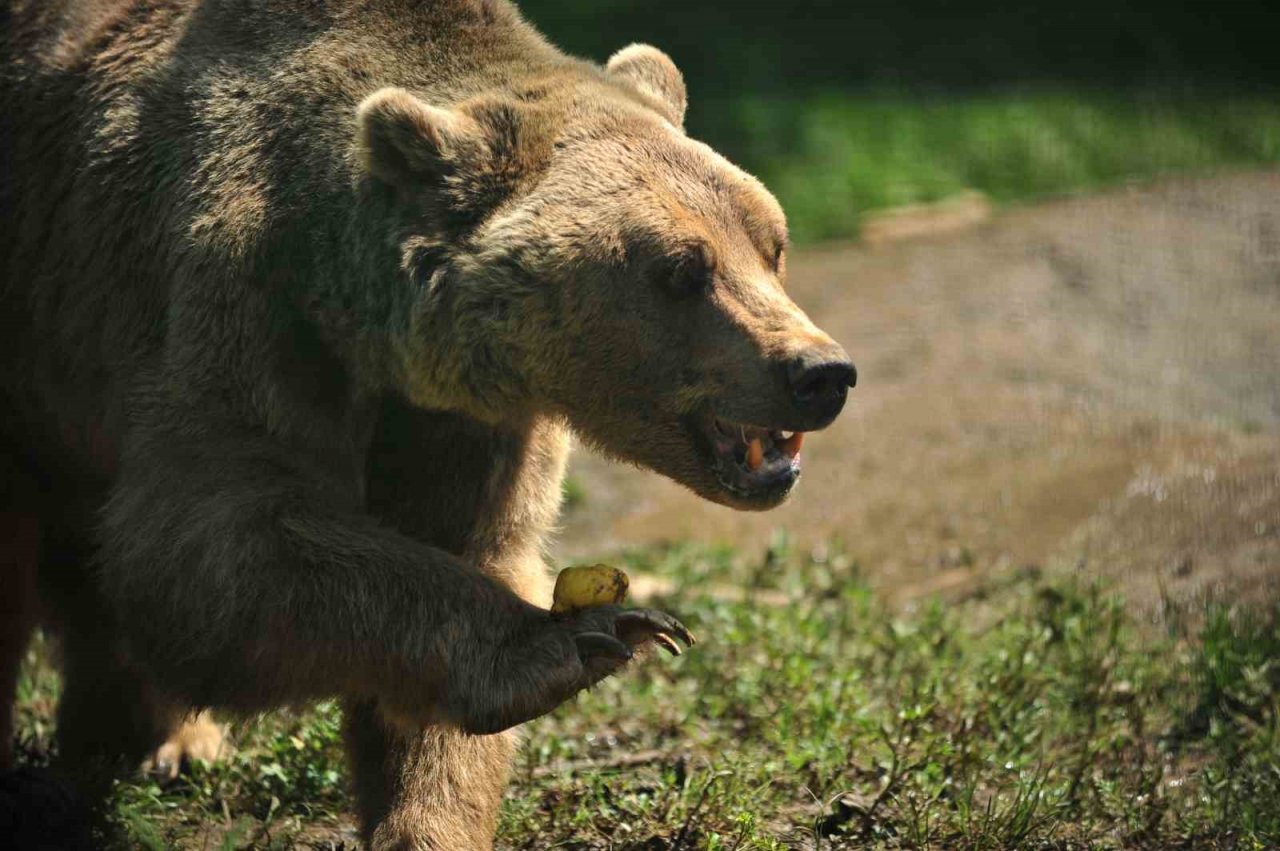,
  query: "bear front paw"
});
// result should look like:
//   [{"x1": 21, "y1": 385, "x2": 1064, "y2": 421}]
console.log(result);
[{"x1": 452, "y1": 606, "x2": 694, "y2": 735}]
